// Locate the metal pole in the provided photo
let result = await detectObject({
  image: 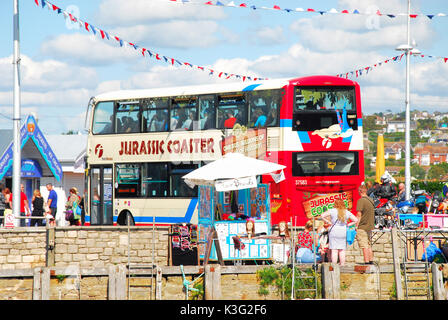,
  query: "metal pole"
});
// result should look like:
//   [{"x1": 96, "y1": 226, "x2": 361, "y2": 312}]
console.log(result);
[
  {"x1": 12, "y1": 0, "x2": 22, "y2": 219},
  {"x1": 404, "y1": 0, "x2": 411, "y2": 201}
]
